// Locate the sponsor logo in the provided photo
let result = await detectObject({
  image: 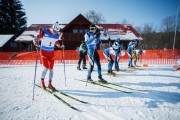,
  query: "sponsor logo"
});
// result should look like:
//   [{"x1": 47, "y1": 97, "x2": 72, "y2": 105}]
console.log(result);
[{"x1": 44, "y1": 34, "x2": 49, "y2": 37}]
